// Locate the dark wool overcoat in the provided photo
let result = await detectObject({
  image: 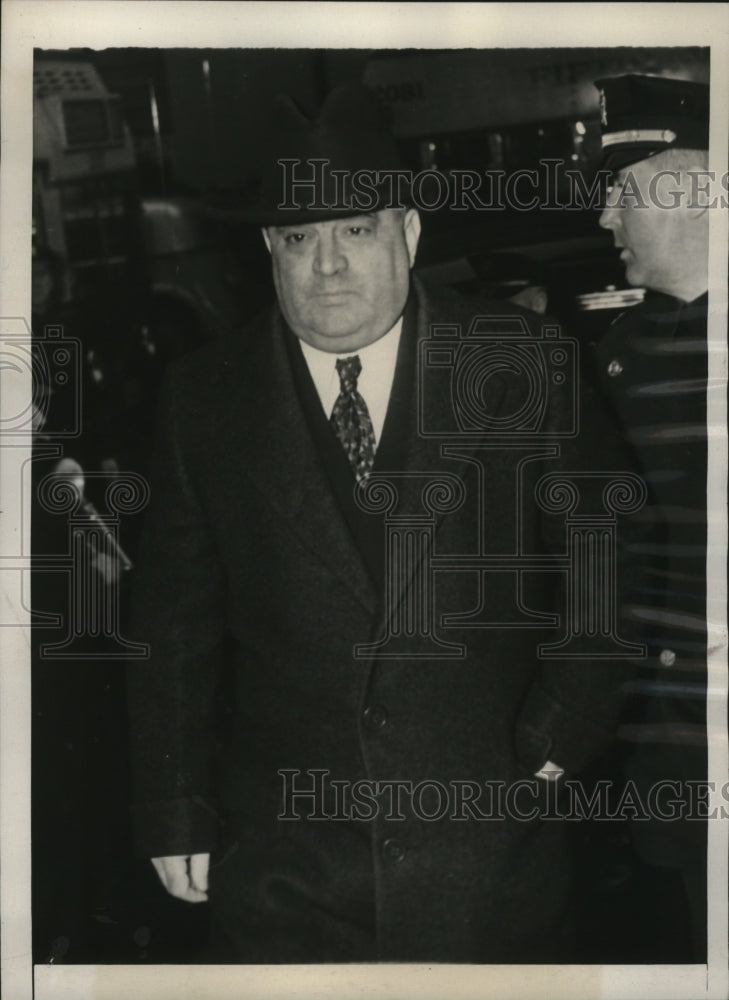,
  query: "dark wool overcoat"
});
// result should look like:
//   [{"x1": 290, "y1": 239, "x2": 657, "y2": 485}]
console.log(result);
[{"x1": 128, "y1": 276, "x2": 635, "y2": 963}]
